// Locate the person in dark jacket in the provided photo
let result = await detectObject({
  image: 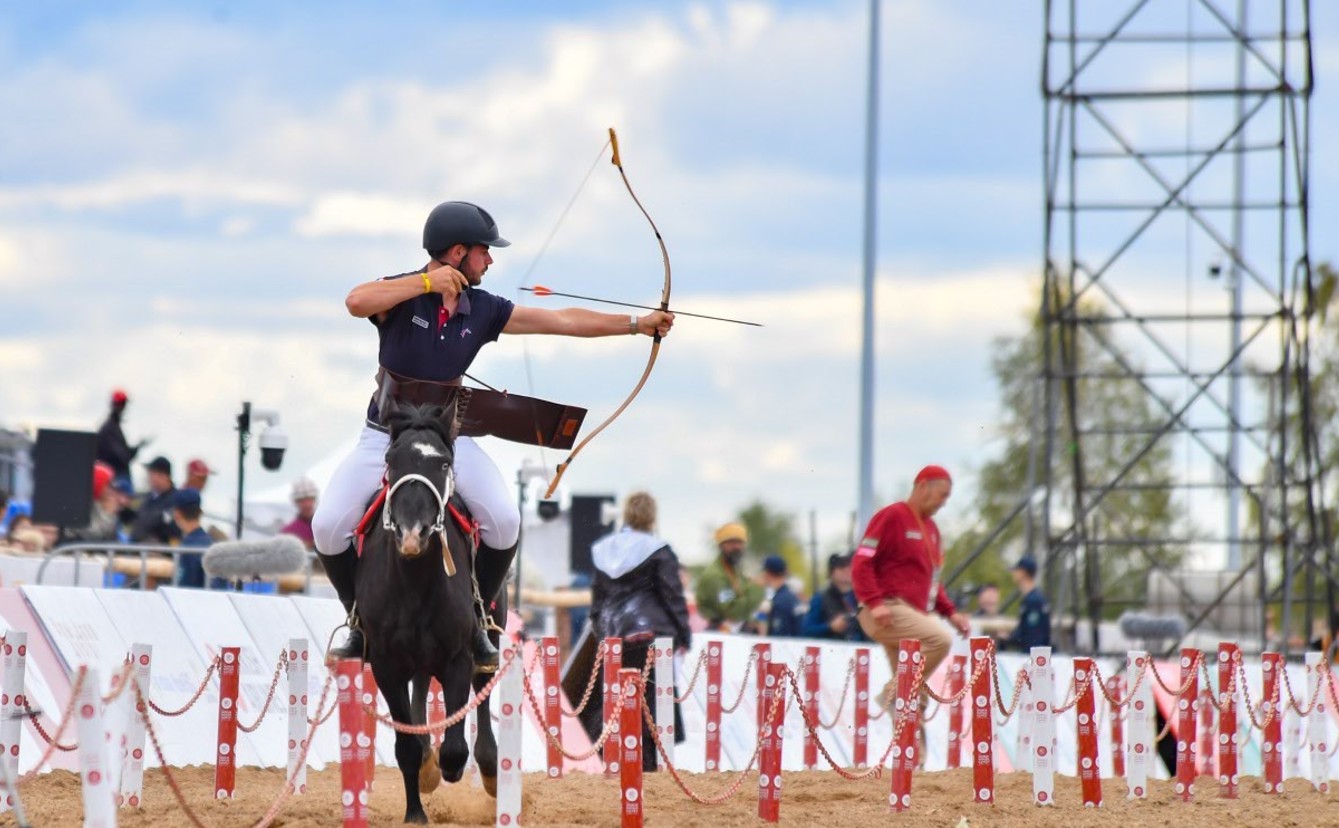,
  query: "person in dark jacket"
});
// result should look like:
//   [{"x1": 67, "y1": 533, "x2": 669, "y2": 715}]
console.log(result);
[
  {"x1": 129, "y1": 456, "x2": 179, "y2": 544},
  {"x1": 802, "y1": 553, "x2": 866, "y2": 641},
  {"x1": 589, "y1": 491, "x2": 691, "y2": 770},
  {"x1": 758, "y1": 555, "x2": 802, "y2": 637},
  {"x1": 1001, "y1": 556, "x2": 1051, "y2": 651},
  {"x1": 95, "y1": 390, "x2": 149, "y2": 489}
]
